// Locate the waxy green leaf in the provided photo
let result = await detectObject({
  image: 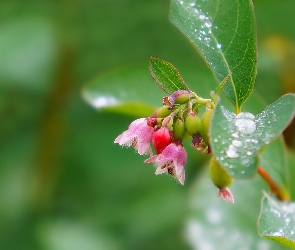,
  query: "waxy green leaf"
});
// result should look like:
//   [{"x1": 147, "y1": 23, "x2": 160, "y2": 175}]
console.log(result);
[
  {"x1": 170, "y1": 0, "x2": 257, "y2": 112},
  {"x1": 149, "y1": 57, "x2": 189, "y2": 94},
  {"x1": 258, "y1": 193, "x2": 295, "y2": 249},
  {"x1": 210, "y1": 94, "x2": 295, "y2": 179}
]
